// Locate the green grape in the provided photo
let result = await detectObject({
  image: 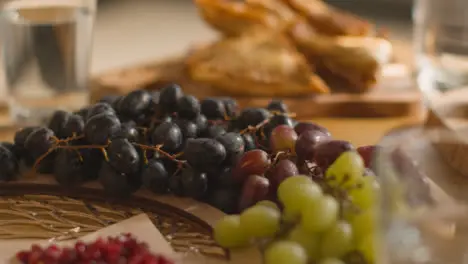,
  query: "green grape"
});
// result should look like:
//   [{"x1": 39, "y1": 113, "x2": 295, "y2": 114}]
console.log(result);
[
  {"x1": 320, "y1": 221, "x2": 353, "y2": 258},
  {"x1": 239, "y1": 205, "x2": 281, "y2": 238},
  {"x1": 350, "y1": 209, "x2": 375, "y2": 242},
  {"x1": 277, "y1": 175, "x2": 314, "y2": 197},
  {"x1": 256, "y1": 200, "x2": 280, "y2": 211},
  {"x1": 325, "y1": 151, "x2": 364, "y2": 187},
  {"x1": 282, "y1": 208, "x2": 299, "y2": 223},
  {"x1": 278, "y1": 175, "x2": 322, "y2": 216},
  {"x1": 301, "y1": 195, "x2": 339, "y2": 233},
  {"x1": 264, "y1": 241, "x2": 308, "y2": 264},
  {"x1": 213, "y1": 215, "x2": 250, "y2": 248},
  {"x1": 349, "y1": 175, "x2": 379, "y2": 211},
  {"x1": 287, "y1": 225, "x2": 320, "y2": 260},
  {"x1": 357, "y1": 234, "x2": 376, "y2": 263},
  {"x1": 318, "y1": 258, "x2": 346, "y2": 264}
]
